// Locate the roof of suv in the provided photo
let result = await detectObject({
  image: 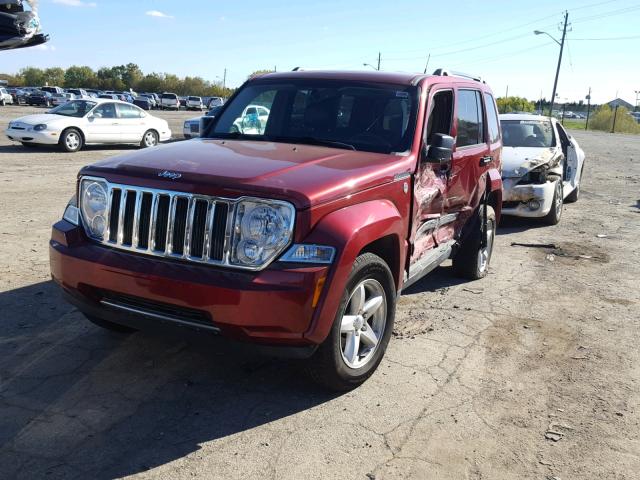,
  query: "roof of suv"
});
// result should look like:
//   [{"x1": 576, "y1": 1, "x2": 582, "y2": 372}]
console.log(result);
[{"x1": 253, "y1": 70, "x2": 487, "y2": 87}]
